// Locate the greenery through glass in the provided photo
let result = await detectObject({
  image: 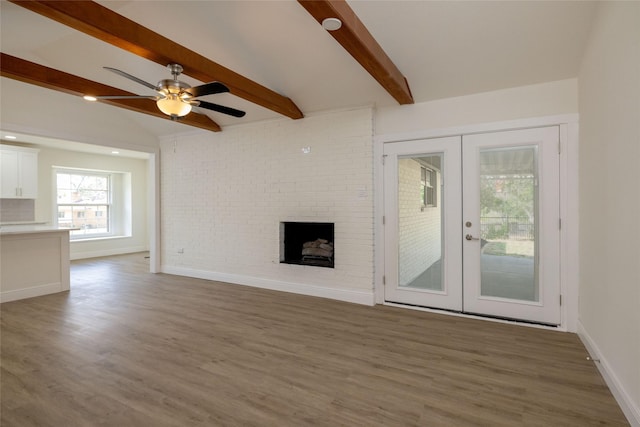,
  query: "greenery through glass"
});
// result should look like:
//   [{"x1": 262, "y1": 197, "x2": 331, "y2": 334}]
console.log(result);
[{"x1": 479, "y1": 146, "x2": 538, "y2": 301}]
